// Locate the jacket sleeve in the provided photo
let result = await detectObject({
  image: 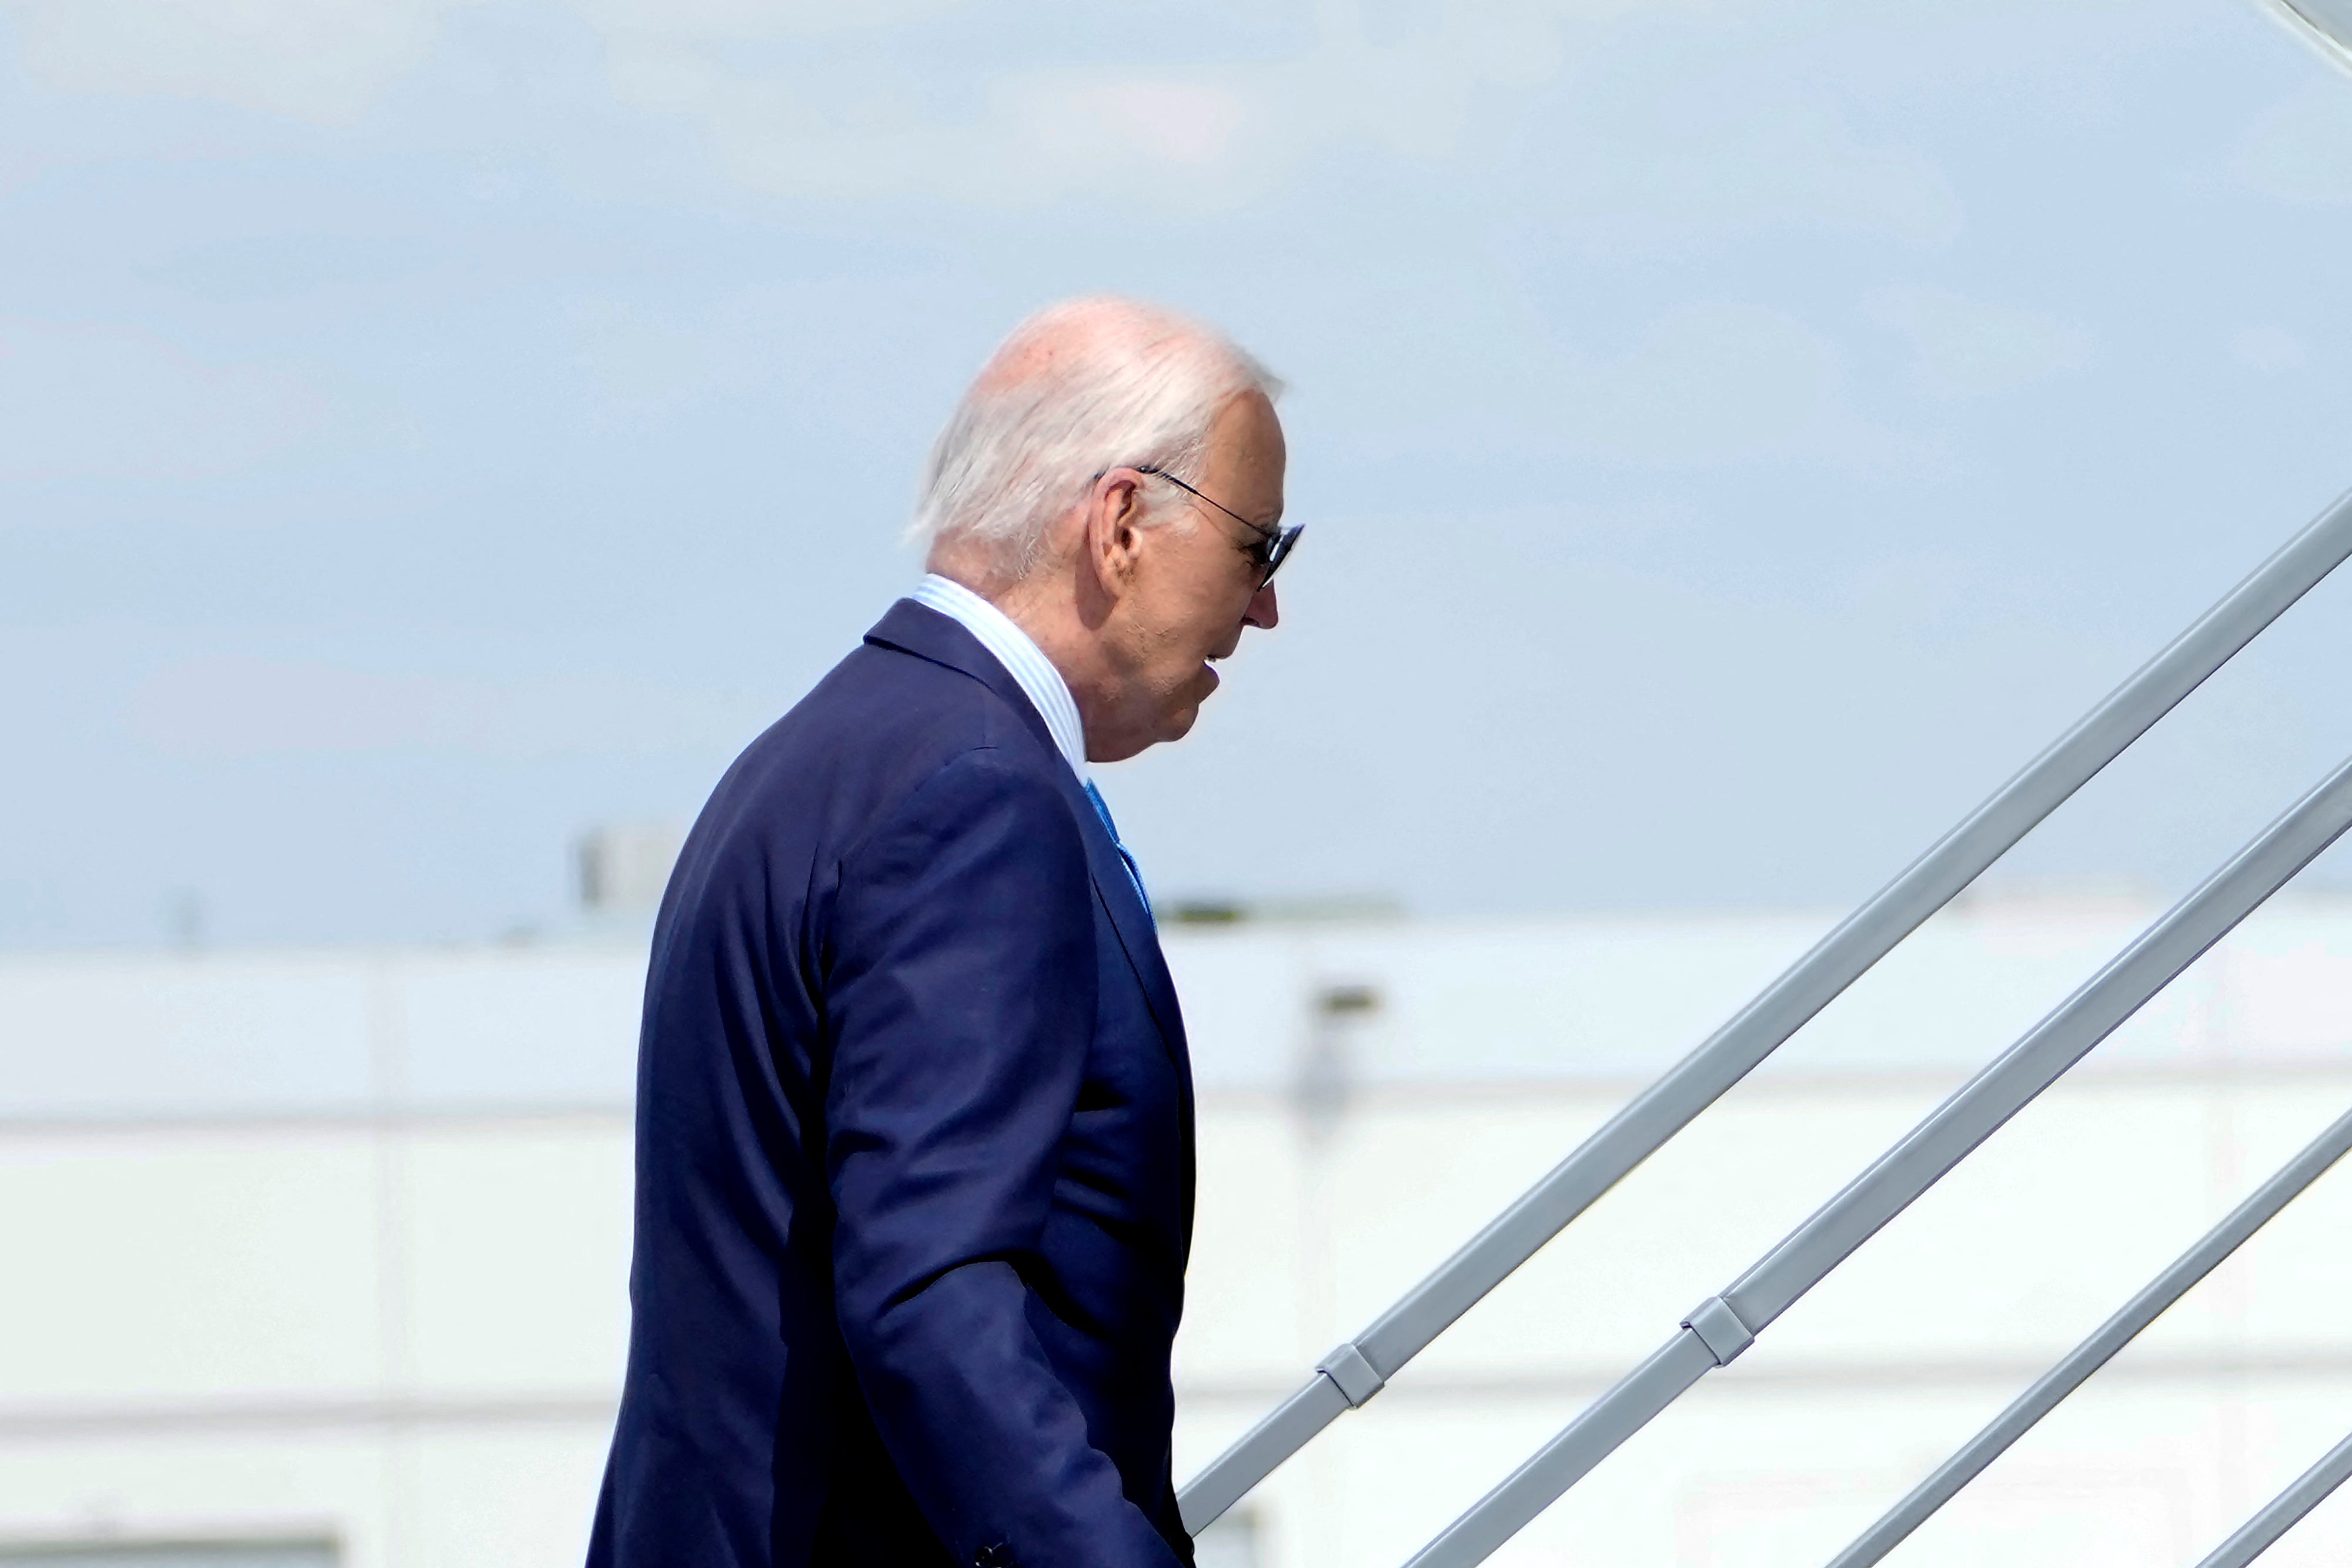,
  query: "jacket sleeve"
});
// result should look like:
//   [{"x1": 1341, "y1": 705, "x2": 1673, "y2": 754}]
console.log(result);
[{"x1": 823, "y1": 744, "x2": 1185, "y2": 1568}]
